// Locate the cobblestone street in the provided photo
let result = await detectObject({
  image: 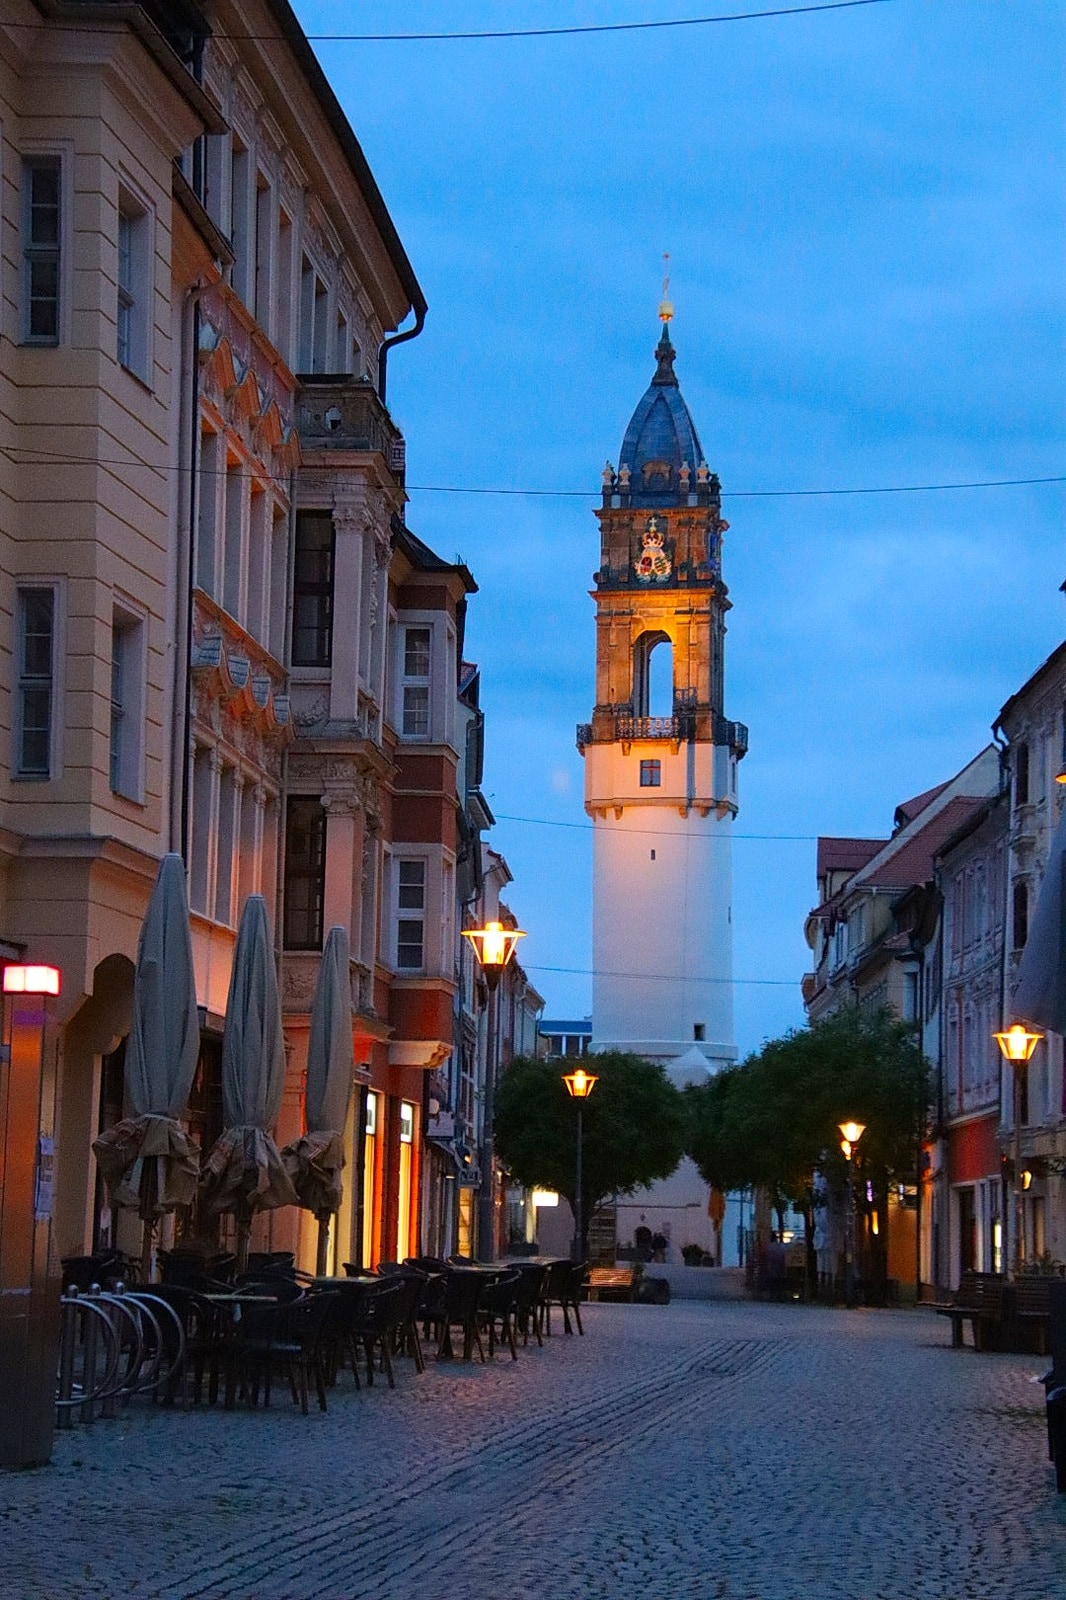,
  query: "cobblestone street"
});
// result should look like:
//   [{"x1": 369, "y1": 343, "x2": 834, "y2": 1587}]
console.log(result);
[{"x1": 5, "y1": 1297, "x2": 1065, "y2": 1600}]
